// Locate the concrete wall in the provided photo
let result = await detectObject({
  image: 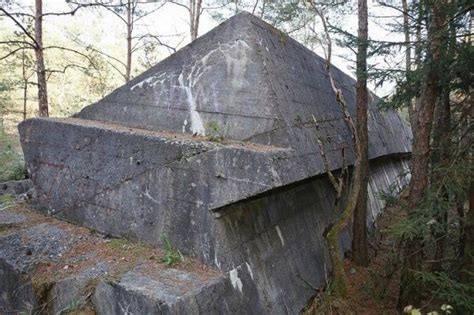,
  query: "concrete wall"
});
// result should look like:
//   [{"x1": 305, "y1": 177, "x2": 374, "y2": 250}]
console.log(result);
[{"x1": 19, "y1": 116, "x2": 409, "y2": 312}]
